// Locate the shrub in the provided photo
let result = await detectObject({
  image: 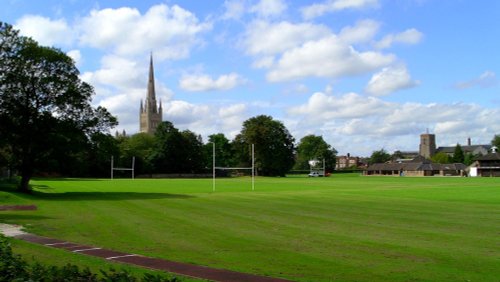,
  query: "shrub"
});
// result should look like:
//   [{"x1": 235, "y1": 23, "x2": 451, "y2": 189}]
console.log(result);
[{"x1": 0, "y1": 235, "x2": 179, "y2": 281}]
